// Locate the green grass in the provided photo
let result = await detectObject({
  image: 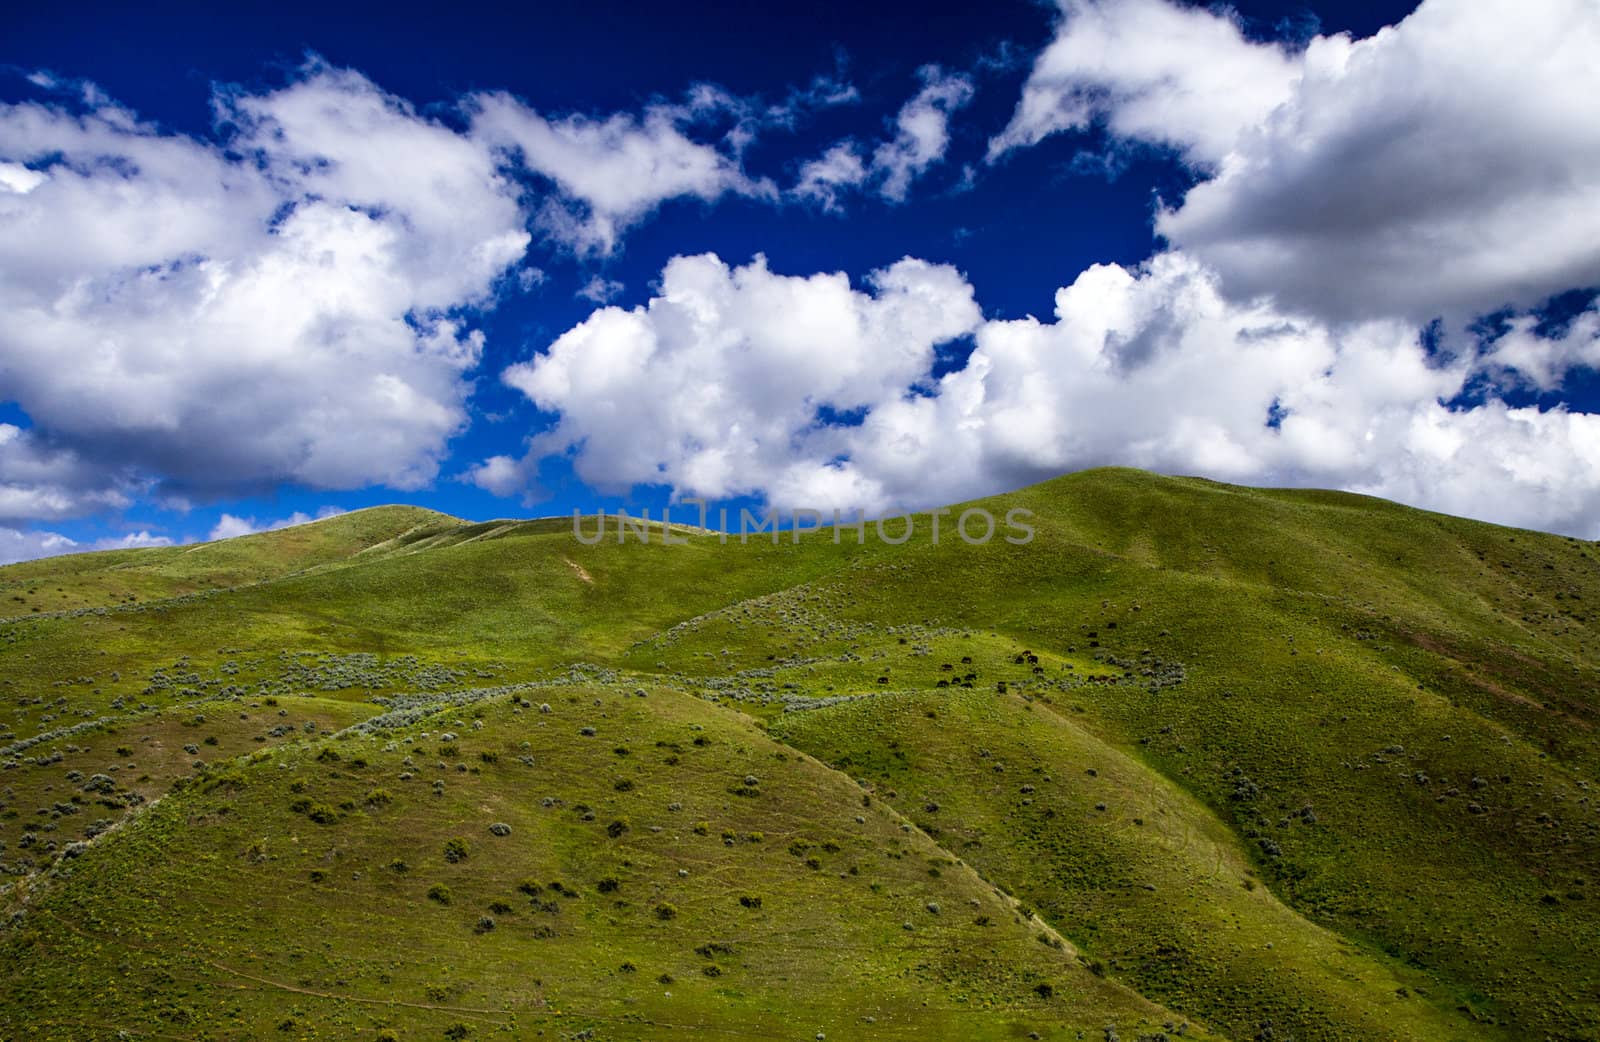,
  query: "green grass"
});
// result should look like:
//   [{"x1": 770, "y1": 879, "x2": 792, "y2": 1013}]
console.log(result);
[{"x1": 1, "y1": 468, "x2": 1596, "y2": 1040}]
